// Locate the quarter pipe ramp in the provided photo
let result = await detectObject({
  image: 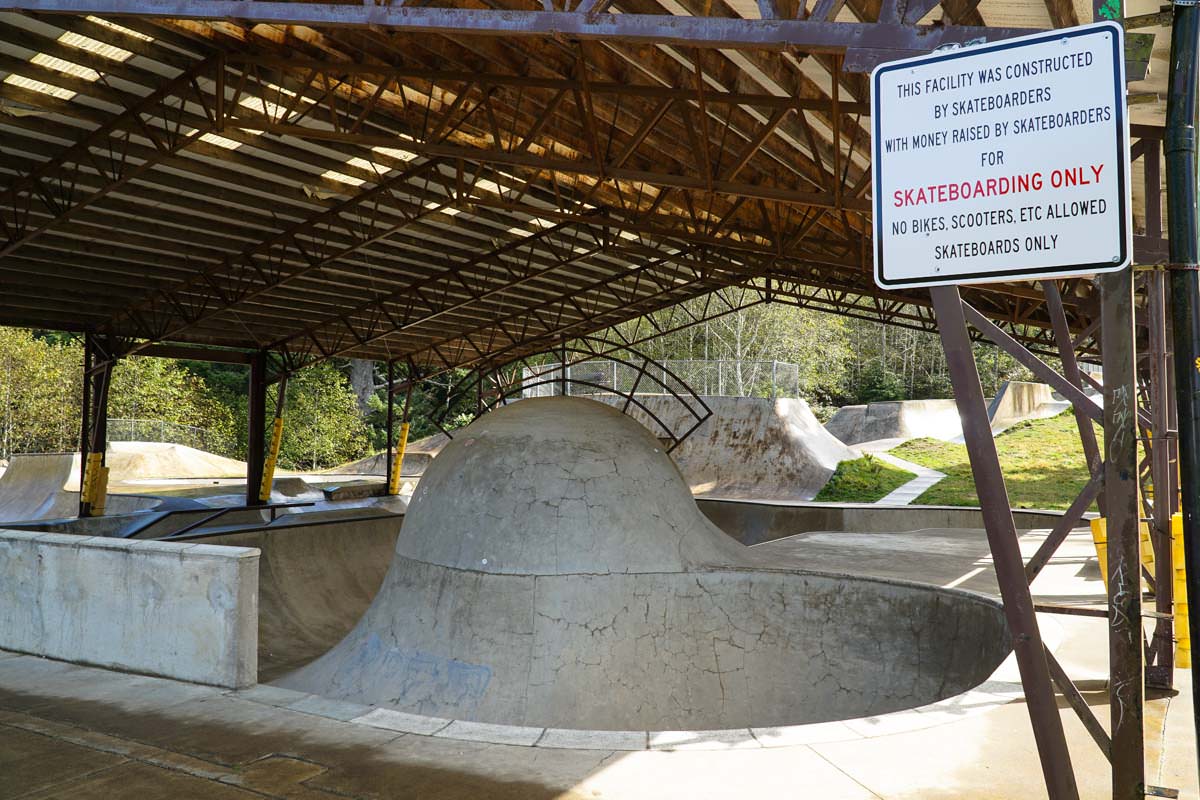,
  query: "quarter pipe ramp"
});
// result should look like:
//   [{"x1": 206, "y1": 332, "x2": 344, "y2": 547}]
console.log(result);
[
  {"x1": 606, "y1": 395, "x2": 859, "y2": 501},
  {"x1": 0, "y1": 442, "x2": 248, "y2": 523}
]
